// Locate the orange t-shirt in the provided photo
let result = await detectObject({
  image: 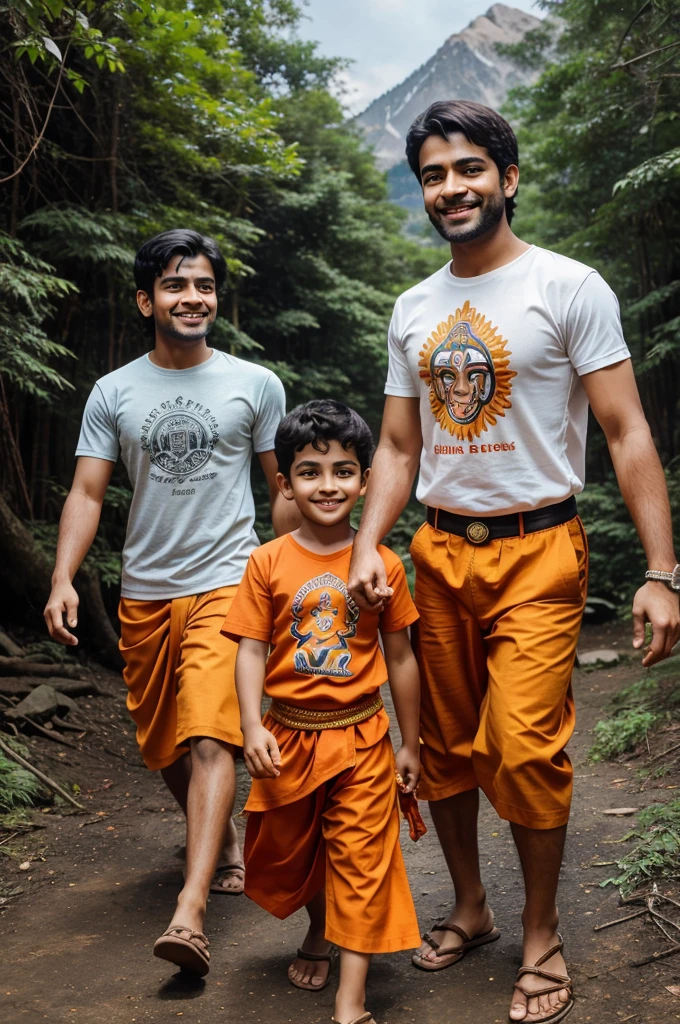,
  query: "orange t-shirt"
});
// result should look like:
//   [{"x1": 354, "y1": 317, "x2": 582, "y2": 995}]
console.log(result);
[
  {"x1": 221, "y1": 534, "x2": 418, "y2": 811},
  {"x1": 222, "y1": 534, "x2": 418, "y2": 710}
]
